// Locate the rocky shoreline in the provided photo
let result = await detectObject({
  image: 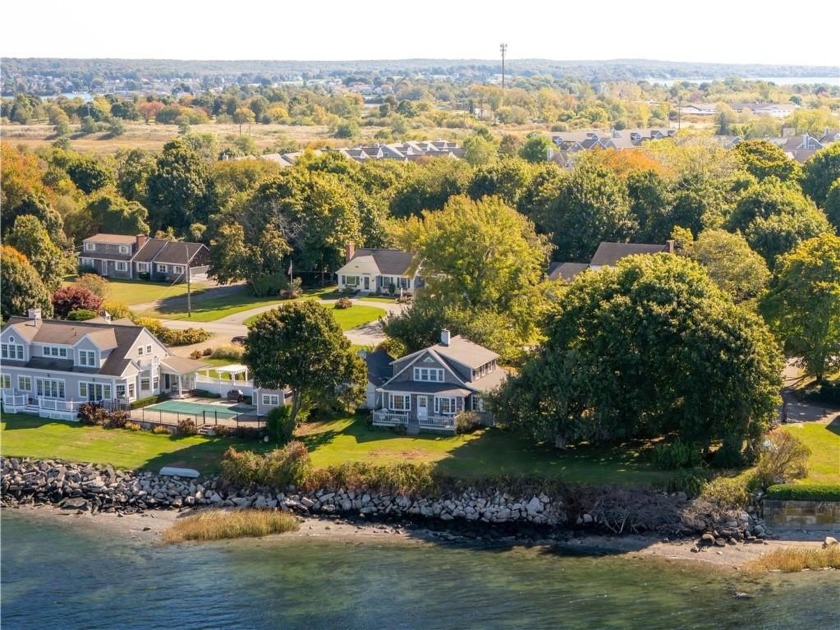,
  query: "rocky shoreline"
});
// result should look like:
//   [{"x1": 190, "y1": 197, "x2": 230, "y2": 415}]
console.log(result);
[{"x1": 1, "y1": 457, "x2": 777, "y2": 546}]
